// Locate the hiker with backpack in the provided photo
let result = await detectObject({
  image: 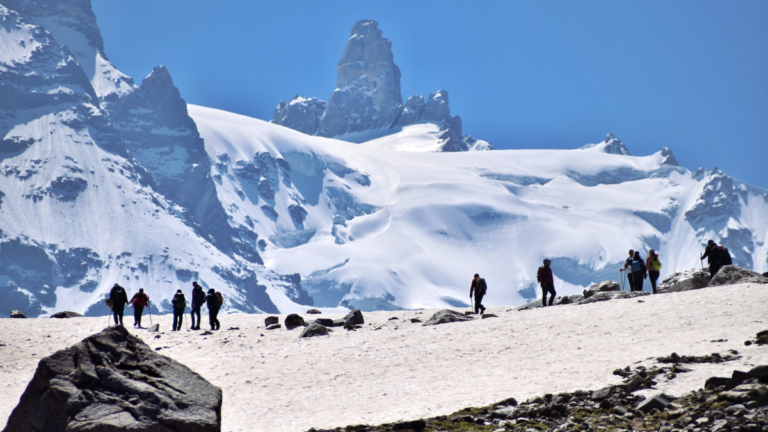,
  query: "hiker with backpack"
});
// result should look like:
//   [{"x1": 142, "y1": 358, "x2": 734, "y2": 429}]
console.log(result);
[
  {"x1": 469, "y1": 274, "x2": 487, "y2": 315},
  {"x1": 129, "y1": 288, "x2": 150, "y2": 327},
  {"x1": 206, "y1": 289, "x2": 223, "y2": 330},
  {"x1": 190, "y1": 281, "x2": 206, "y2": 330},
  {"x1": 172, "y1": 289, "x2": 187, "y2": 331},
  {"x1": 646, "y1": 250, "x2": 662, "y2": 294},
  {"x1": 620, "y1": 249, "x2": 635, "y2": 291},
  {"x1": 701, "y1": 240, "x2": 723, "y2": 278},
  {"x1": 109, "y1": 283, "x2": 128, "y2": 326},
  {"x1": 537, "y1": 259, "x2": 556, "y2": 306},
  {"x1": 629, "y1": 251, "x2": 647, "y2": 292},
  {"x1": 720, "y1": 245, "x2": 733, "y2": 266}
]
